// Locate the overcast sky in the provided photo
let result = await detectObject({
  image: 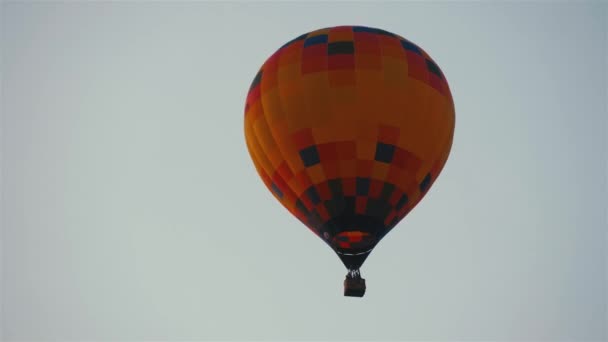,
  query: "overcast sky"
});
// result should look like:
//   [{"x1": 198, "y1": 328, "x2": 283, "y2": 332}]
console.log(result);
[{"x1": 2, "y1": 2, "x2": 606, "y2": 340}]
